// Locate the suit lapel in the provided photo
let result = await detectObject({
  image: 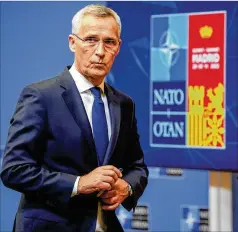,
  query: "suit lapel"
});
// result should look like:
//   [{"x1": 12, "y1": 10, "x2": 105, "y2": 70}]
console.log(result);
[
  {"x1": 59, "y1": 68, "x2": 97, "y2": 165},
  {"x1": 103, "y1": 84, "x2": 121, "y2": 165}
]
